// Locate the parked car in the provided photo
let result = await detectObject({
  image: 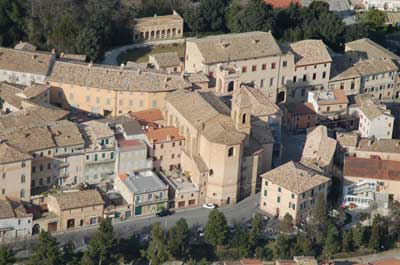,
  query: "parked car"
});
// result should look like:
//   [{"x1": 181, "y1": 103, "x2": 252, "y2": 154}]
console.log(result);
[
  {"x1": 156, "y1": 209, "x2": 174, "y2": 217},
  {"x1": 202, "y1": 203, "x2": 216, "y2": 209}
]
